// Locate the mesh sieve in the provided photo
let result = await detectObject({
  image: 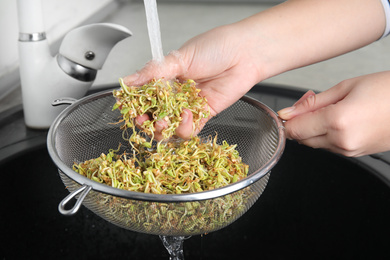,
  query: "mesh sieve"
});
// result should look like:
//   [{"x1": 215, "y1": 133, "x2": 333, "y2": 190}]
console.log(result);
[{"x1": 47, "y1": 89, "x2": 285, "y2": 236}]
